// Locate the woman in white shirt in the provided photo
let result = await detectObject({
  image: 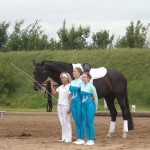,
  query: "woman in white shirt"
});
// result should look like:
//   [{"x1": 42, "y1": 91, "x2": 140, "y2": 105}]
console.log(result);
[{"x1": 51, "y1": 72, "x2": 72, "y2": 143}]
